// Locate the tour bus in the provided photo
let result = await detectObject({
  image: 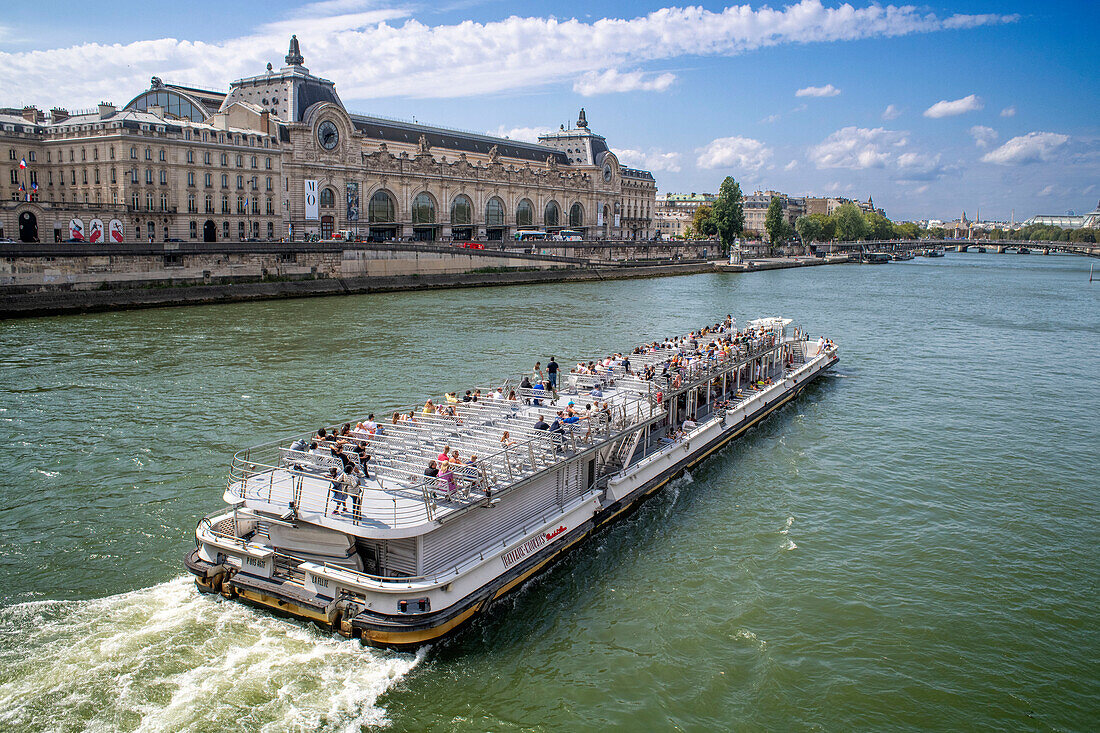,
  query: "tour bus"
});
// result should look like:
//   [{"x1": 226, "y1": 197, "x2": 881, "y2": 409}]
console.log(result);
[
  {"x1": 514, "y1": 230, "x2": 549, "y2": 242},
  {"x1": 557, "y1": 229, "x2": 583, "y2": 241}
]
